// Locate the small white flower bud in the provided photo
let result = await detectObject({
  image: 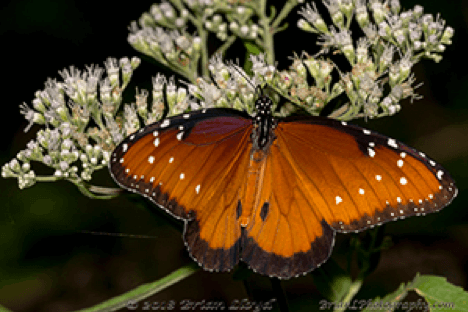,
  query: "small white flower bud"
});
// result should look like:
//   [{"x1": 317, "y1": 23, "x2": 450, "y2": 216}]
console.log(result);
[
  {"x1": 297, "y1": 19, "x2": 315, "y2": 33},
  {"x1": 355, "y1": 4, "x2": 369, "y2": 28},
  {"x1": 413, "y1": 5, "x2": 424, "y2": 19},
  {"x1": 441, "y1": 26, "x2": 454, "y2": 45},
  {"x1": 43, "y1": 155, "x2": 53, "y2": 166},
  {"x1": 299, "y1": 3, "x2": 329, "y2": 34},
  {"x1": 193, "y1": 37, "x2": 201, "y2": 50},
  {"x1": 390, "y1": 0, "x2": 401, "y2": 14},
  {"x1": 370, "y1": 1, "x2": 388, "y2": 25},
  {"x1": 230, "y1": 21, "x2": 239, "y2": 32},
  {"x1": 205, "y1": 21, "x2": 213, "y2": 30},
  {"x1": 9, "y1": 159, "x2": 20, "y2": 172},
  {"x1": 240, "y1": 25, "x2": 249, "y2": 36}
]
